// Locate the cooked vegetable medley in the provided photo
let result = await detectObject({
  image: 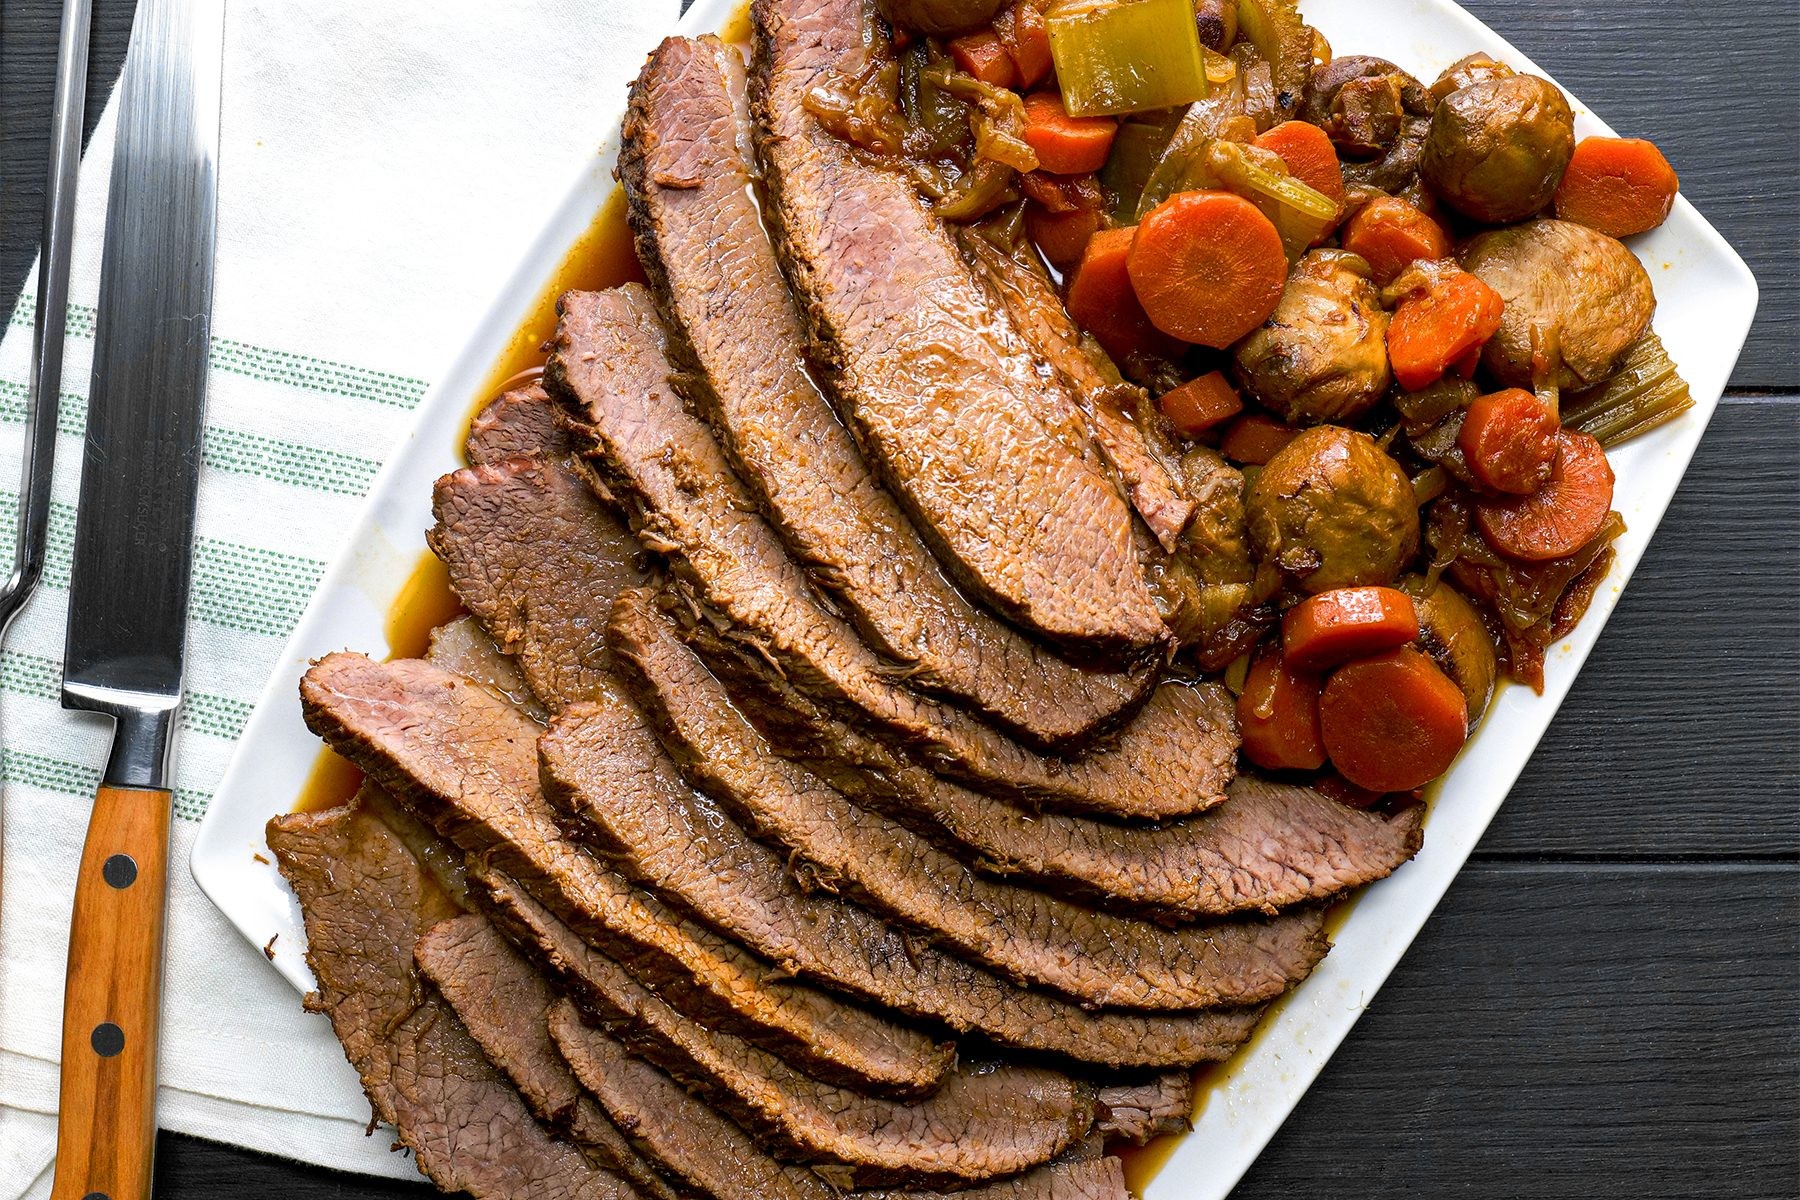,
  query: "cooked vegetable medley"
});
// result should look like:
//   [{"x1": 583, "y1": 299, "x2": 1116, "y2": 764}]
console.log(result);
[{"x1": 844, "y1": 0, "x2": 1689, "y2": 805}]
